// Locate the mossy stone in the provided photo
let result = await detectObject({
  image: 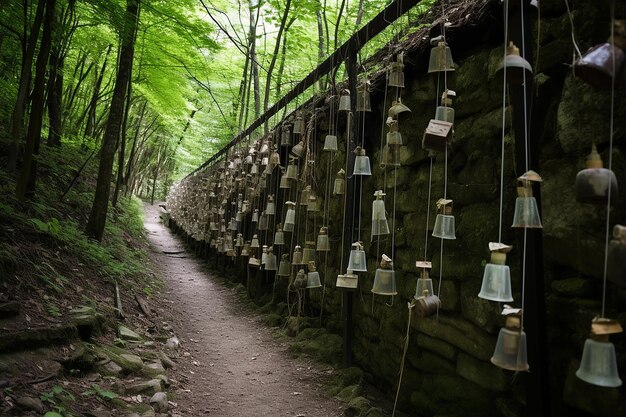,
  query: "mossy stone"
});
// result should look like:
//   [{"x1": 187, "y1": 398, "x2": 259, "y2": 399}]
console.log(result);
[
  {"x1": 336, "y1": 384, "x2": 362, "y2": 401},
  {"x1": 456, "y1": 353, "x2": 507, "y2": 392}
]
